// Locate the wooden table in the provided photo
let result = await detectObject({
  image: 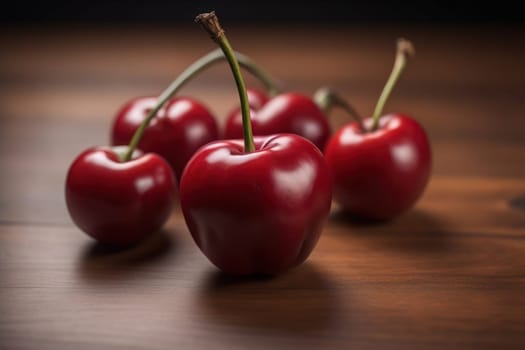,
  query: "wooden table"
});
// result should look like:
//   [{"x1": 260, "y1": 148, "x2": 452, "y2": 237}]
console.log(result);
[{"x1": 1, "y1": 24, "x2": 524, "y2": 349}]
